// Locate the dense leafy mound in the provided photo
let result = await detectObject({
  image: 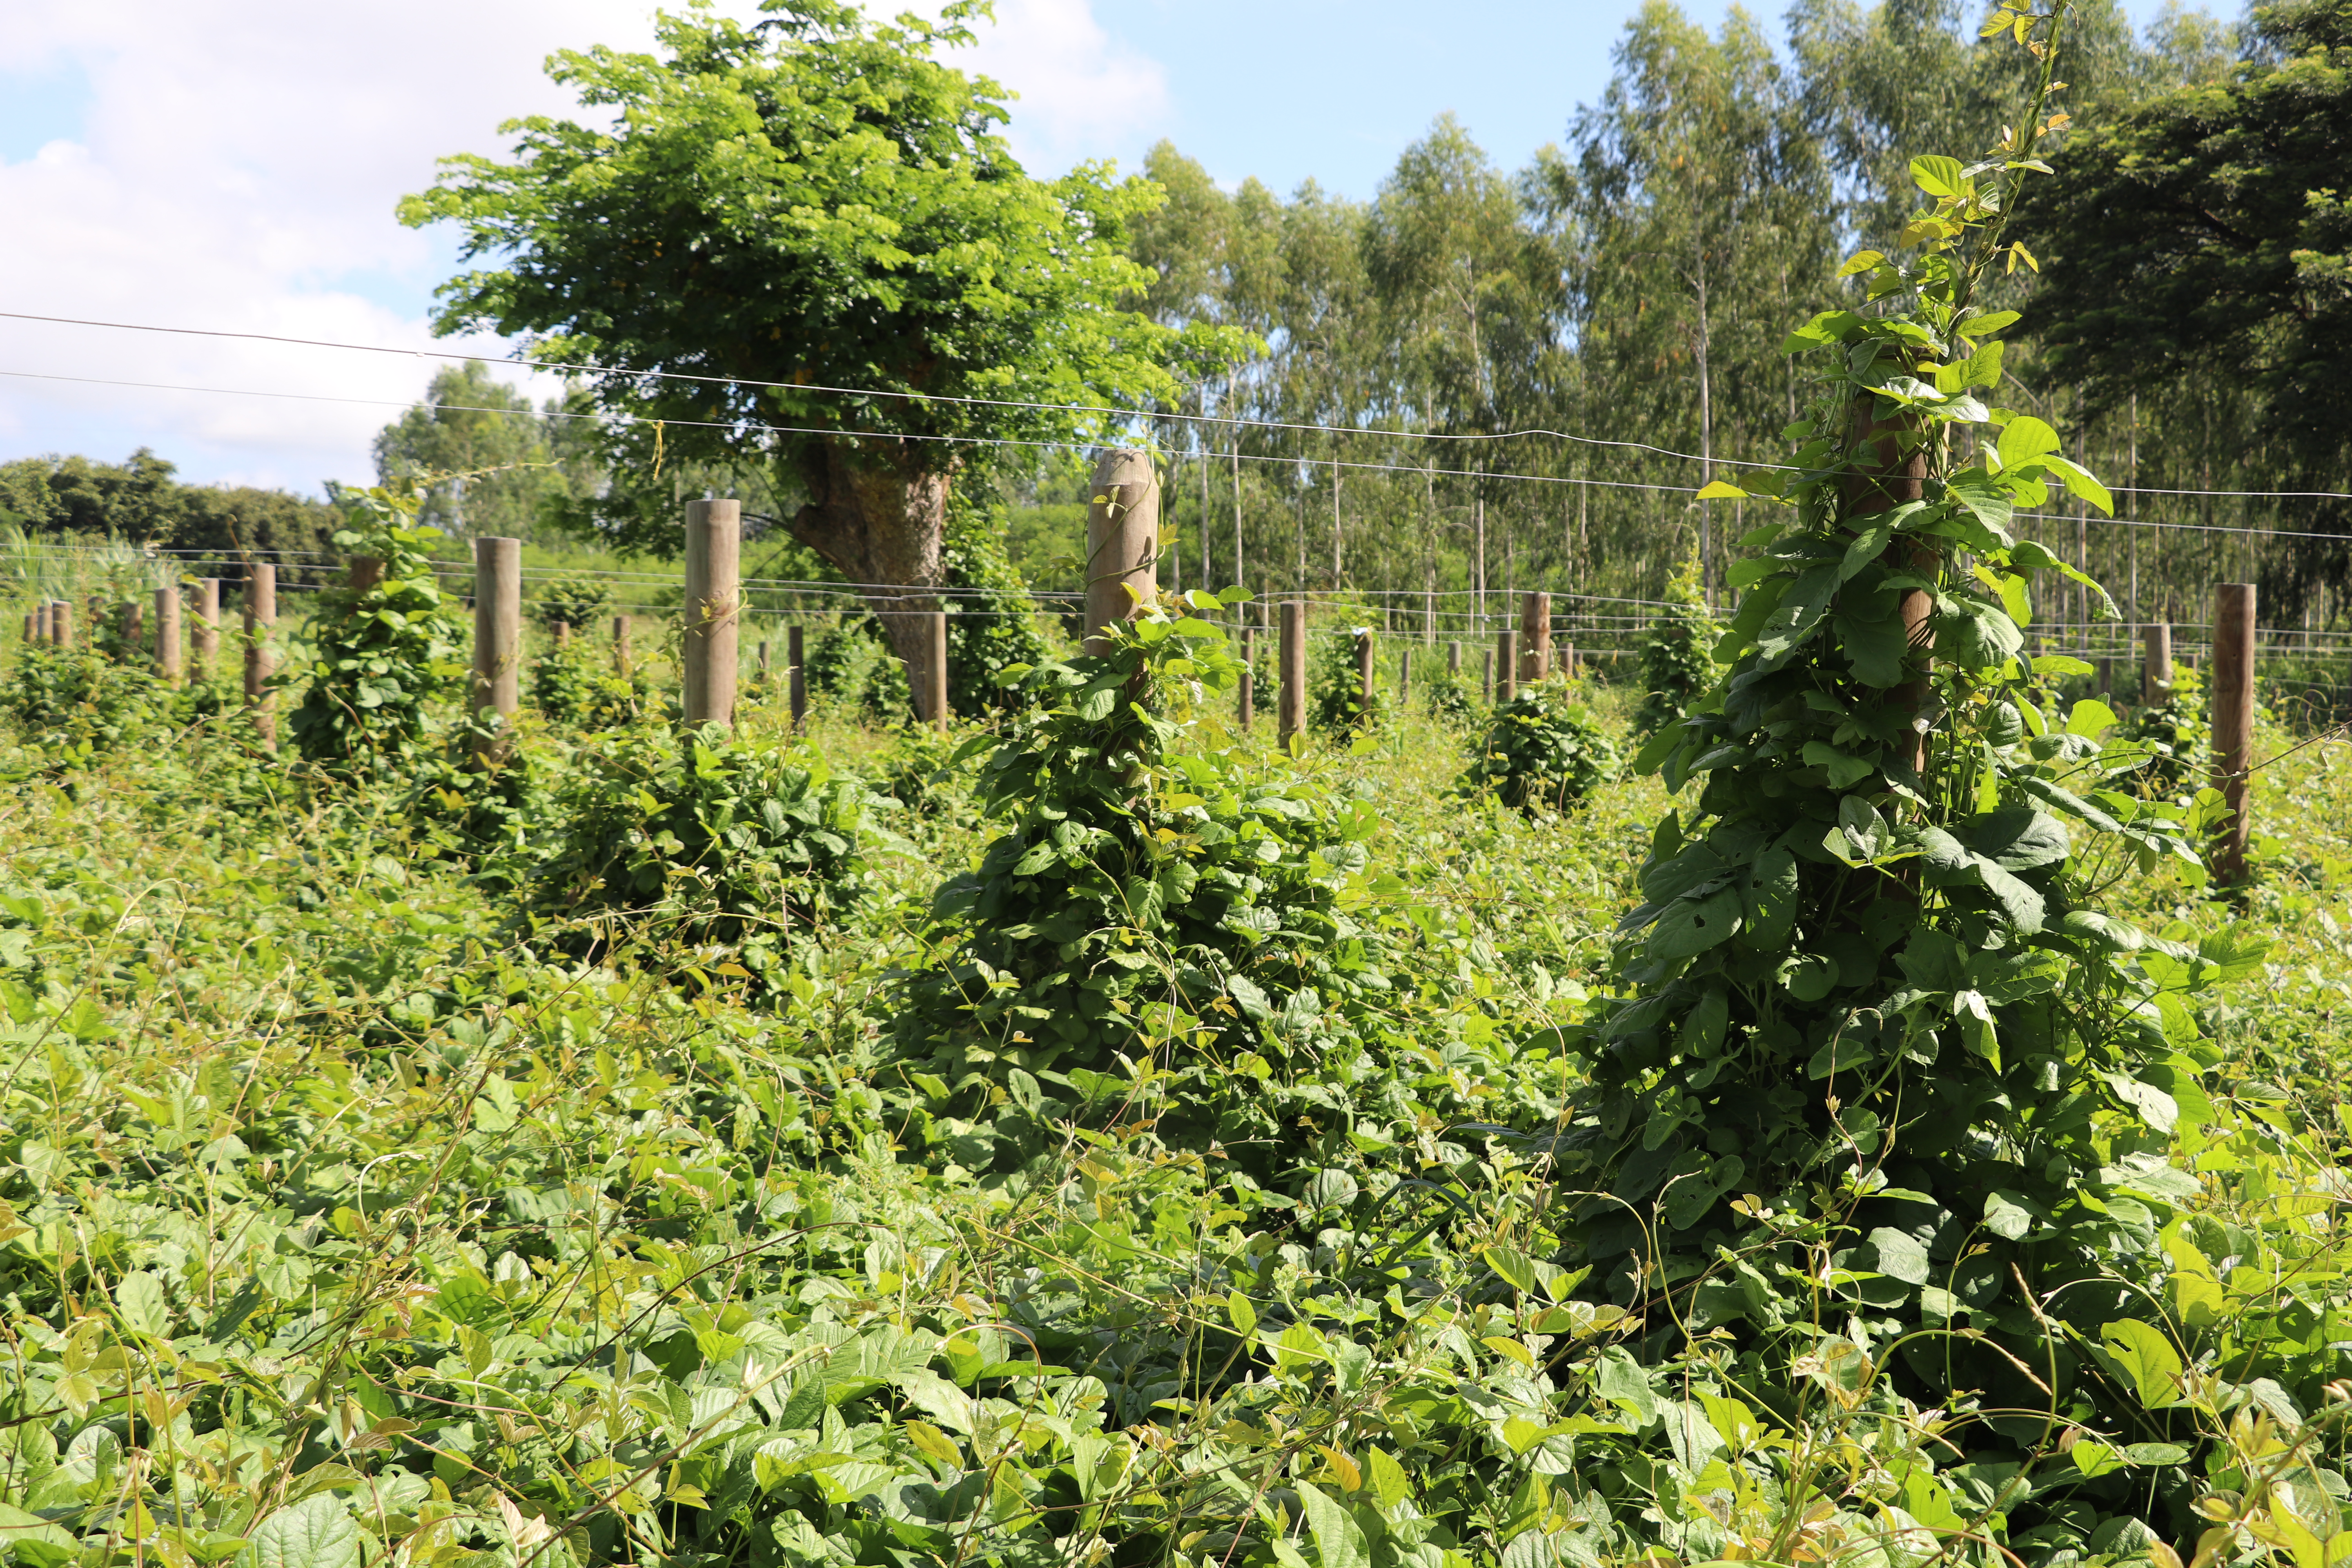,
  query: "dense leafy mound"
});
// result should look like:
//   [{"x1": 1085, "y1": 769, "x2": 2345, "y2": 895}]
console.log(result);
[
  {"x1": 890, "y1": 594, "x2": 1434, "y2": 1187},
  {"x1": 1633, "y1": 553, "x2": 1717, "y2": 738},
  {"x1": 527, "y1": 721, "x2": 886, "y2": 986},
  {"x1": 1459, "y1": 677, "x2": 1620, "y2": 813}
]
